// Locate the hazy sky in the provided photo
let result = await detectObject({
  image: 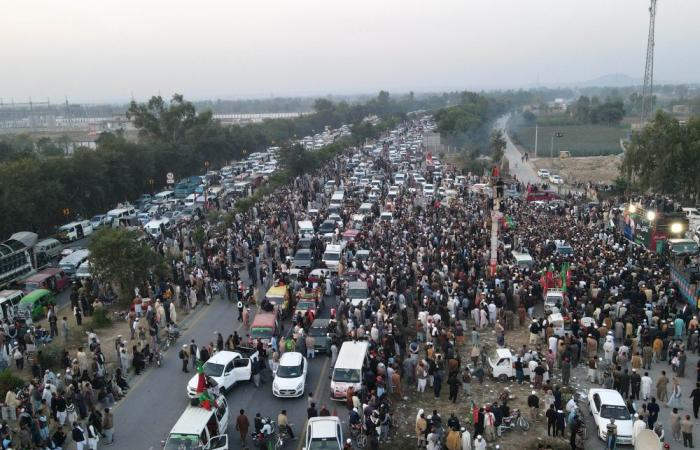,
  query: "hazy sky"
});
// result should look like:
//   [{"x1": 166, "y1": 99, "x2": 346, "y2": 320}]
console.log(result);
[{"x1": 2, "y1": 0, "x2": 699, "y2": 103}]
